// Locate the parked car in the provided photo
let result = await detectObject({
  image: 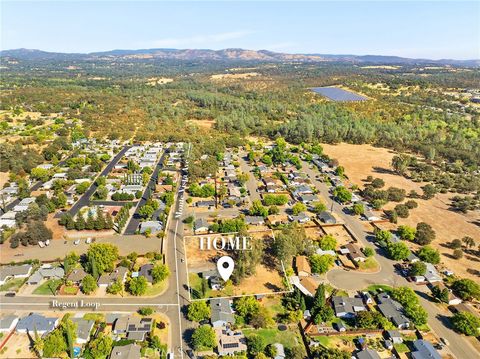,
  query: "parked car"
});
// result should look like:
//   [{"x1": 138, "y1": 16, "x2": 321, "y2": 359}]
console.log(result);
[
  {"x1": 440, "y1": 338, "x2": 450, "y2": 346},
  {"x1": 186, "y1": 350, "x2": 196, "y2": 359},
  {"x1": 86, "y1": 237, "x2": 93, "y2": 244},
  {"x1": 73, "y1": 239, "x2": 80, "y2": 245},
  {"x1": 5, "y1": 292, "x2": 16, "y2": 297}
]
